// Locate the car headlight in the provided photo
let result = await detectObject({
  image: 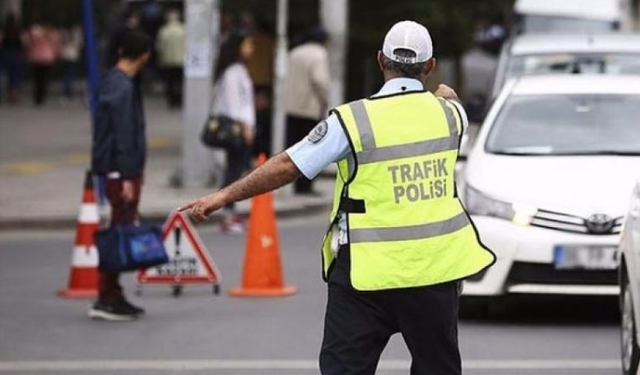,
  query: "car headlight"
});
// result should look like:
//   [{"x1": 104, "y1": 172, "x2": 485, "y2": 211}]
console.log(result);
[{"x1": 463, "y1": 184, "x2": 537, "y2": 226}]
